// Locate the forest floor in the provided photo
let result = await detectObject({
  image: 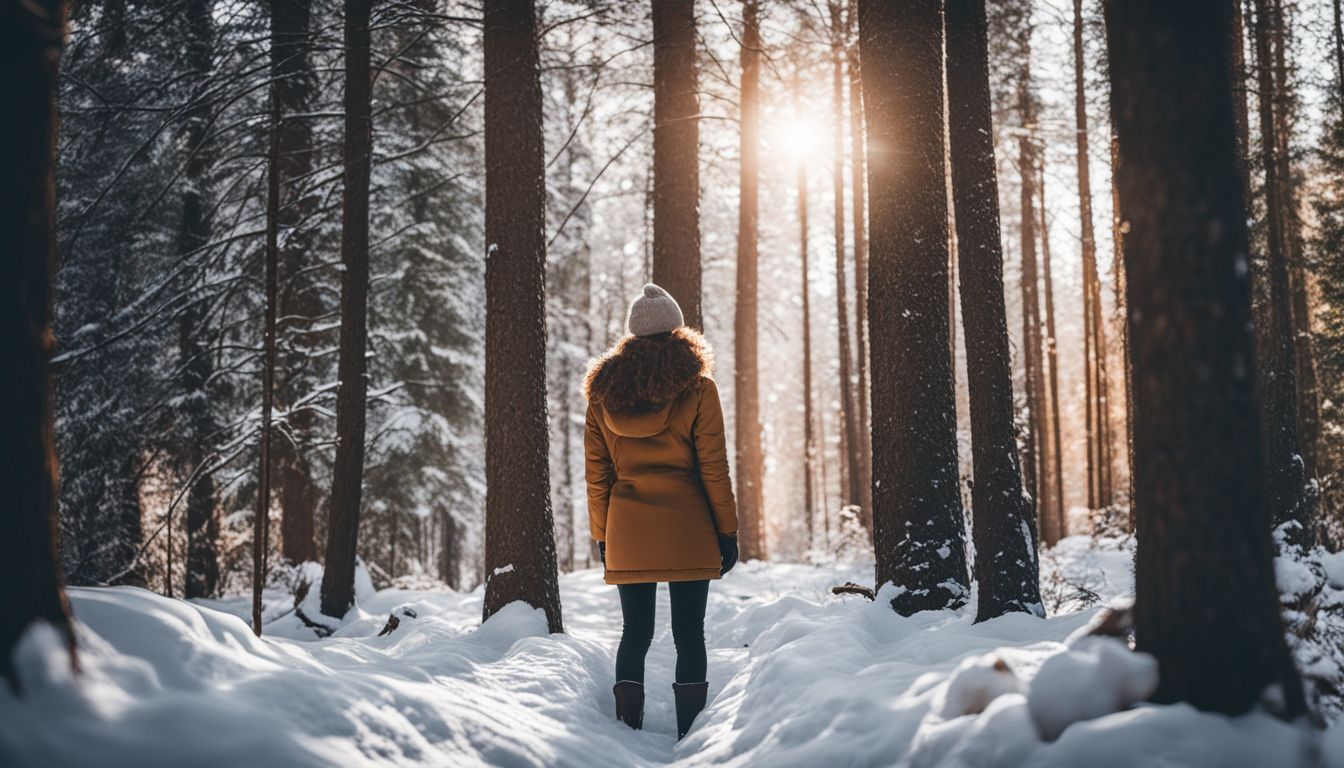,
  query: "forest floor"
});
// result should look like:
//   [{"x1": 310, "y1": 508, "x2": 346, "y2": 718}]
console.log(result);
[{"x1": 2, "y1": 536, "x2": 1341, "y2": 767}]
